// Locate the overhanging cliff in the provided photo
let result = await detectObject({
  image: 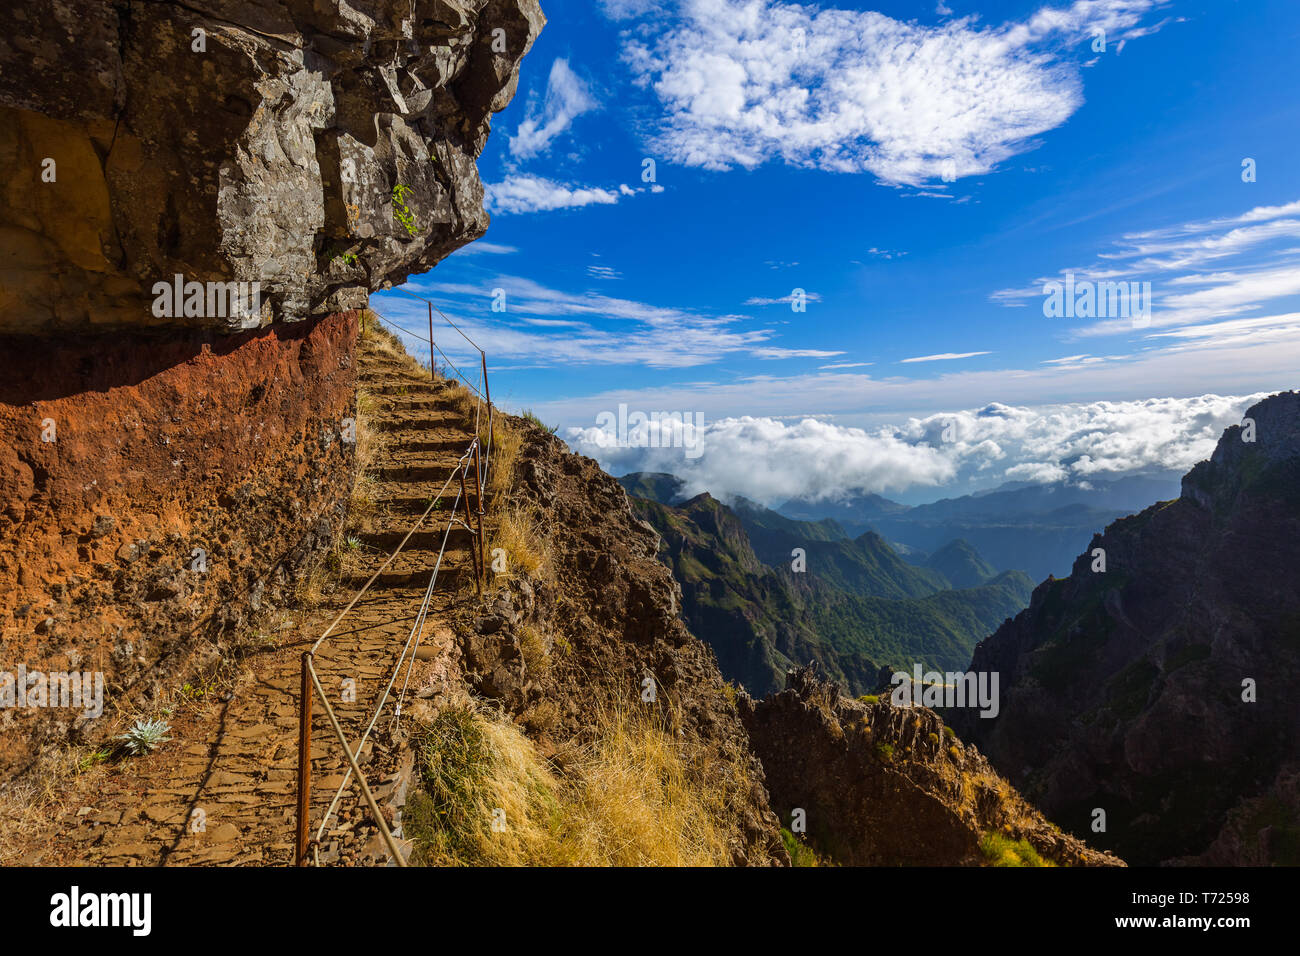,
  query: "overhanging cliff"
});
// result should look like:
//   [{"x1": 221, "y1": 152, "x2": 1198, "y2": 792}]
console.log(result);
[{"x1": 0, "y1": 0, "x2": 542, "y2": 331}]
